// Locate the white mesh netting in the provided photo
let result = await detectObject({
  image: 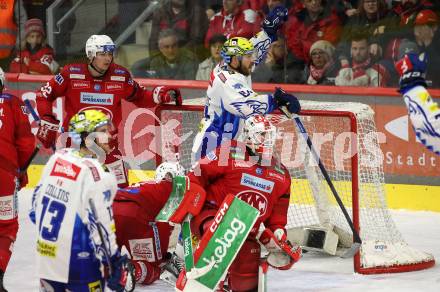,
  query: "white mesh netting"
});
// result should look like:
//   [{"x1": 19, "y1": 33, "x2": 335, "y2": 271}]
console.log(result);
[{"x1": 156, "y1": 99, "x2": 434, "y2": 273}]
